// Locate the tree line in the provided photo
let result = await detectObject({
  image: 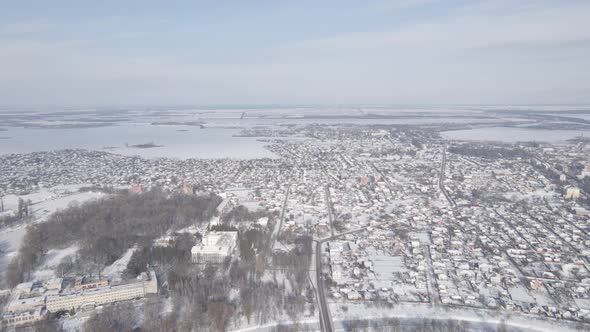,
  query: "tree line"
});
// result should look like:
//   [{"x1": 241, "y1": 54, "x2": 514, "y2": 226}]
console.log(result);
[
  {"x1": 0, "y1": 198, "x2": 32, "y2": 228},
  {"x1": 448, "y1": 144, "x2": 532, "y2": 160}
]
